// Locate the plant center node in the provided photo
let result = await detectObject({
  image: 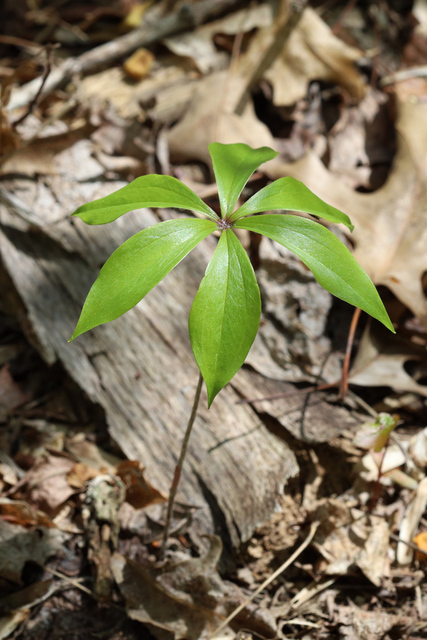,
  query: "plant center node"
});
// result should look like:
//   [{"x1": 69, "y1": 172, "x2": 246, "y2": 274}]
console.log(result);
[{"x1": 217, "y1": 218, "x2": 233, "y2": 230}]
